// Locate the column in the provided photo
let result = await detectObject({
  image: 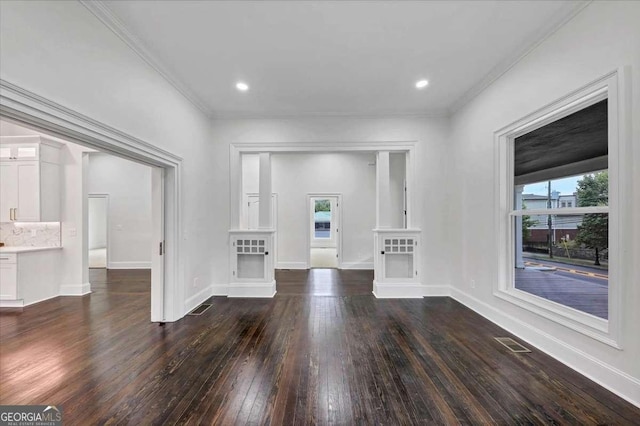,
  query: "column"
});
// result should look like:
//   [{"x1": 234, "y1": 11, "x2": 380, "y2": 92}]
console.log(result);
[
  {"x1": 515, "y1": 184, "x2": 525, "y2": 269},
  {"x1": 376, "y1": 151, "x2": 391, "y2": 228},
  {"x1": 258, "y1": 152, "x2": 272, "y2": 229}
]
